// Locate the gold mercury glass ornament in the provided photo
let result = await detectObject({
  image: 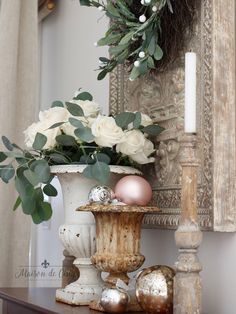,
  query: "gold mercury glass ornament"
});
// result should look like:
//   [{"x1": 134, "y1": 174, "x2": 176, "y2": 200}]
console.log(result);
[{"x1": 135, "y1": 265, "x2": 175, "y2": 314}]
